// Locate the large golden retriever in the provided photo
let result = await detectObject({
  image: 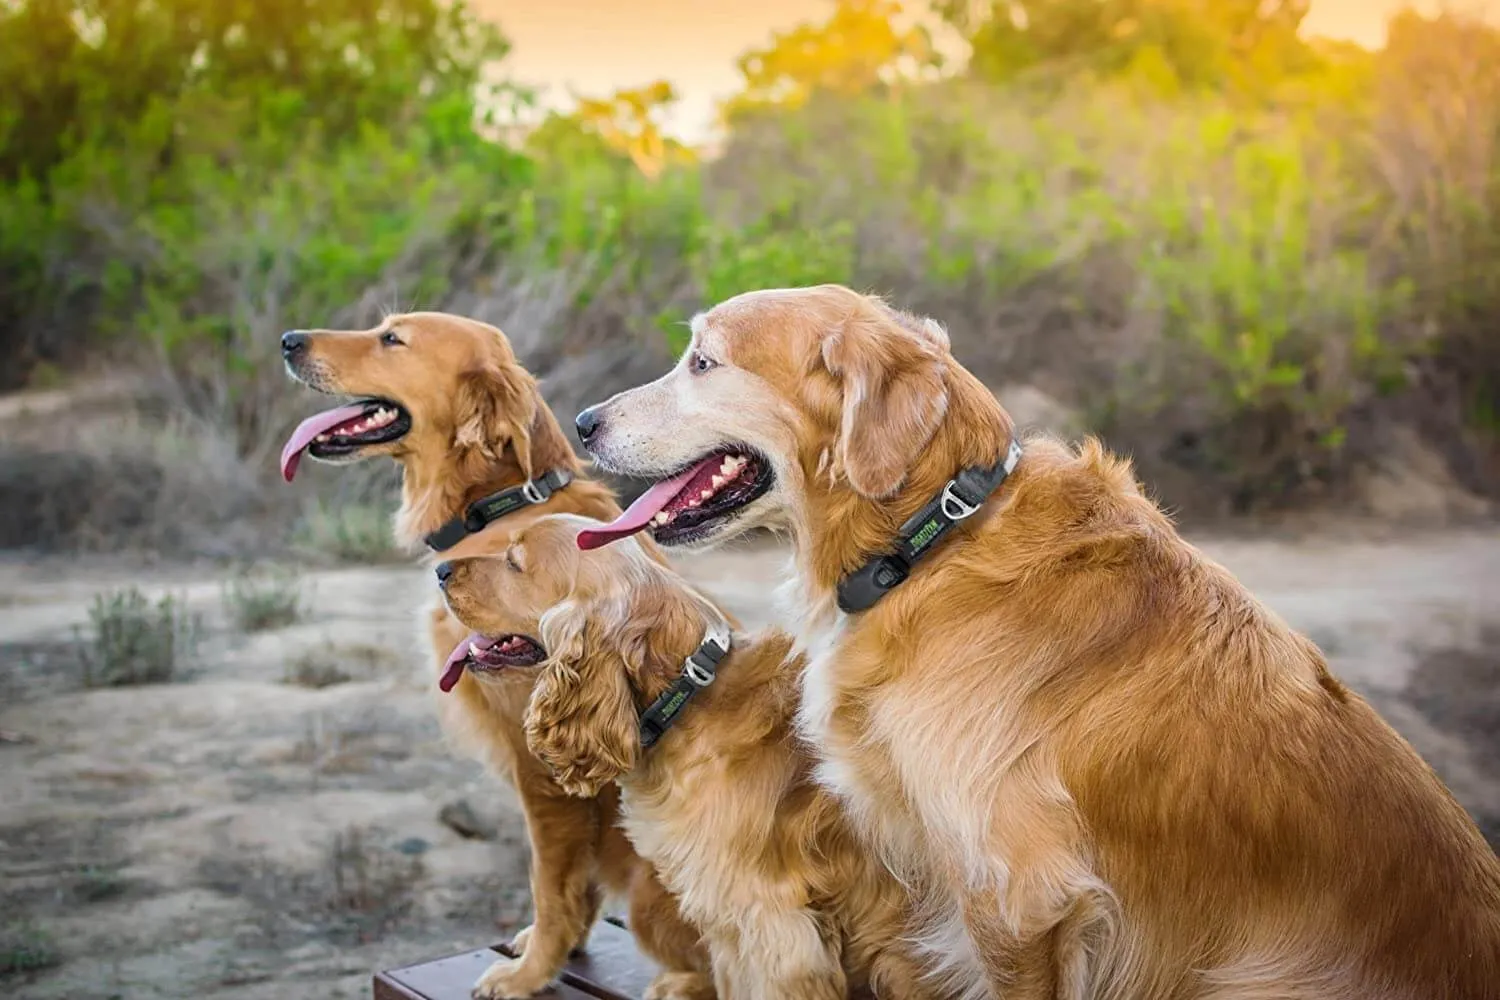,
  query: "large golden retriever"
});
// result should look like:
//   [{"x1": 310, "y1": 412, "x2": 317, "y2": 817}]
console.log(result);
[
  {"x1": 436, "y1": 512, "x2": 950, "y2": 1000},
  {"x1": 572, "y1": 285, "x2": 1500, "y2": 1000},
  {"x1": 280, "y1": 313, "x2": 711, "y2": 1000}
]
